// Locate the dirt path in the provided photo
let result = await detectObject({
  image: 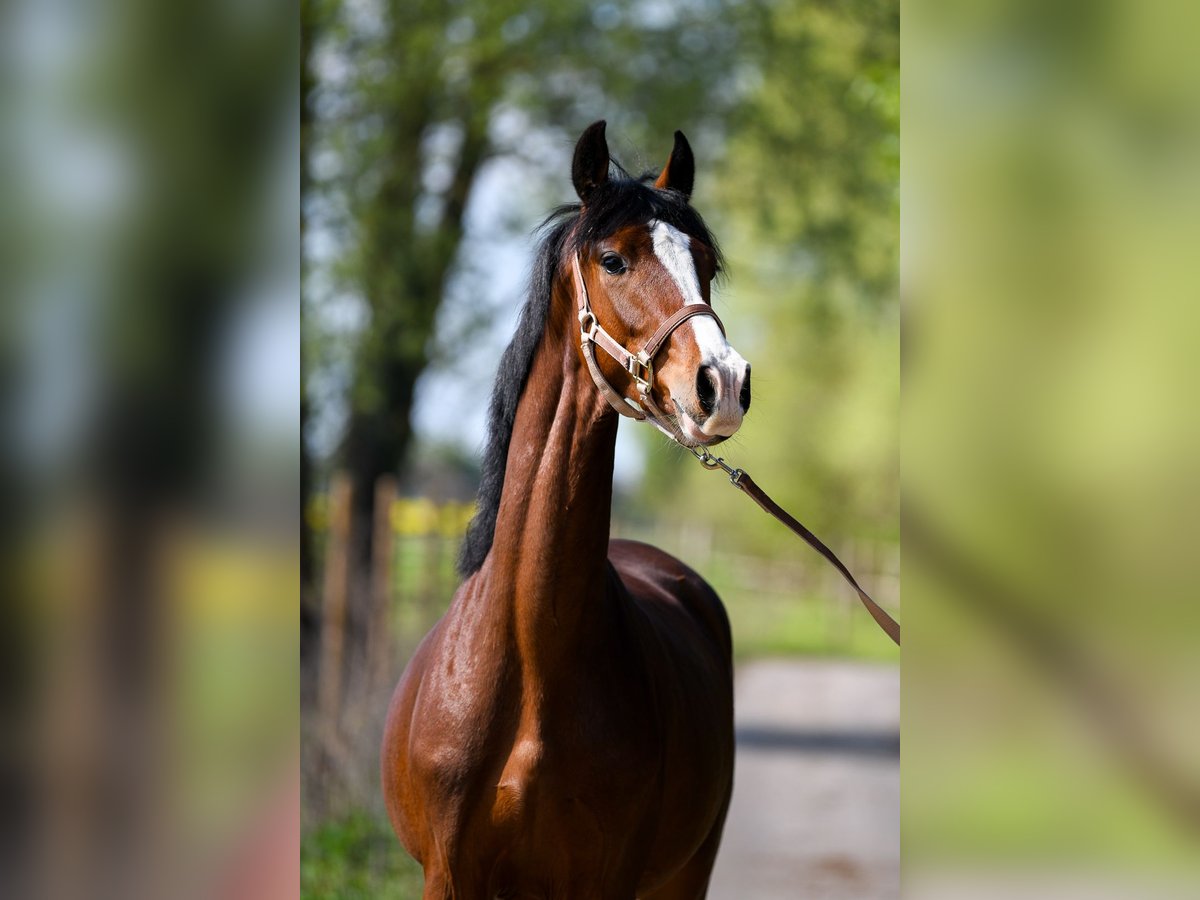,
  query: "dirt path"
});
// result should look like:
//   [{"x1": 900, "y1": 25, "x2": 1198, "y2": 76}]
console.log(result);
[{"x1": 707, "y1": 660, "x2": 900, "y2": 900}]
